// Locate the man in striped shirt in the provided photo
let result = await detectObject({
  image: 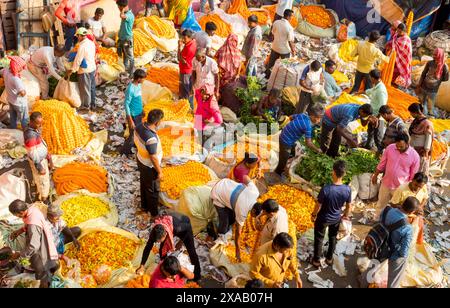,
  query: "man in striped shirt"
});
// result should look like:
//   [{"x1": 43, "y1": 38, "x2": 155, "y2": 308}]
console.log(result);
[
  {"x1": 134, "y1": 109, "x2": 164, "y2": 217},
  {"x1": 320, "y1": 103, "x2": 373, "y2": 157},
  {"x1": 275, "y1": 105, "x2": 324, "y2": 175},
  {"x1": 23, "y1": 112, "x2": 53, "y2": 202}
]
